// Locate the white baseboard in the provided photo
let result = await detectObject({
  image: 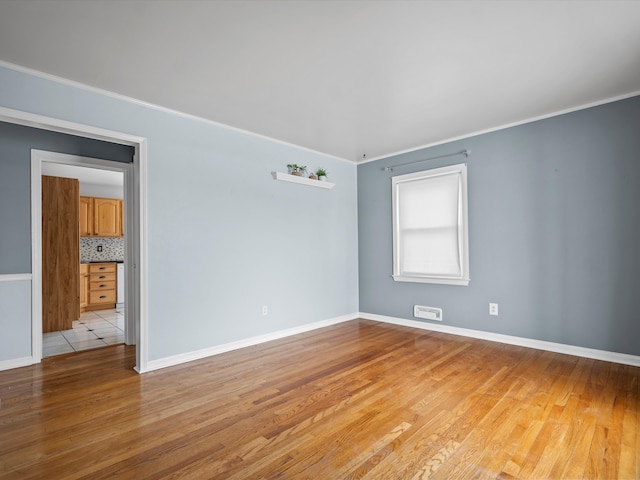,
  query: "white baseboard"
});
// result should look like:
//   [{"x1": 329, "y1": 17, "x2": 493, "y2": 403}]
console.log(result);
[
  {"x1": 359, "y1": 312, "x2": 640, "y2": 367},
  {"x1": 0, "y1": 356, "x2": 36, "y2": 372},
  {"x1": 141, "y1": 313, "x2": 359, "y2": 373},
  {"x1": 131, "y1": 310, "x2": 640, "y2": 374}
]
